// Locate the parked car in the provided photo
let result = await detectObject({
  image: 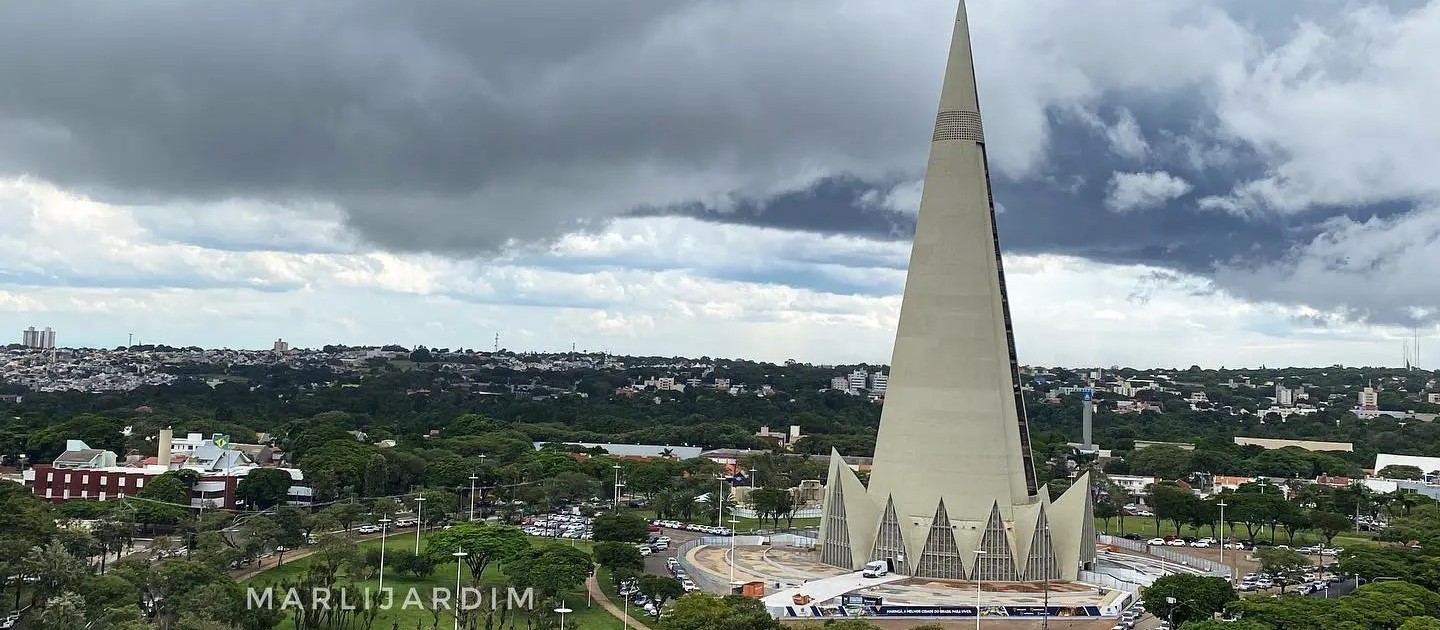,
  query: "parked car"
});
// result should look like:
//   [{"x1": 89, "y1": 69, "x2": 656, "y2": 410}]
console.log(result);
[{"x1": 1147, "y1": 538, "x2": 1167, "y2": 545}]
